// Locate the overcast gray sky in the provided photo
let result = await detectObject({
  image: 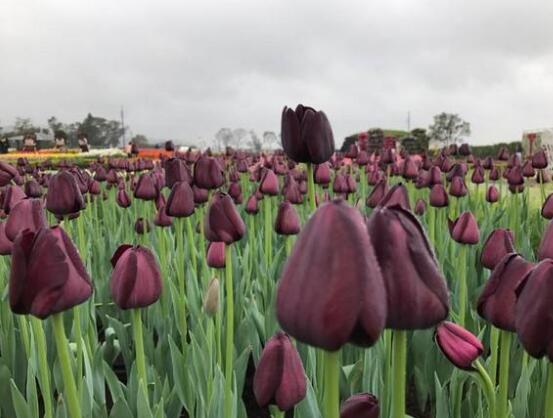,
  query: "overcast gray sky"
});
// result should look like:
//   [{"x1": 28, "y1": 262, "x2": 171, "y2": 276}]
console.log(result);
[{"x1": 1, "y1": 0, "x2": 553, "y2": 147}]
